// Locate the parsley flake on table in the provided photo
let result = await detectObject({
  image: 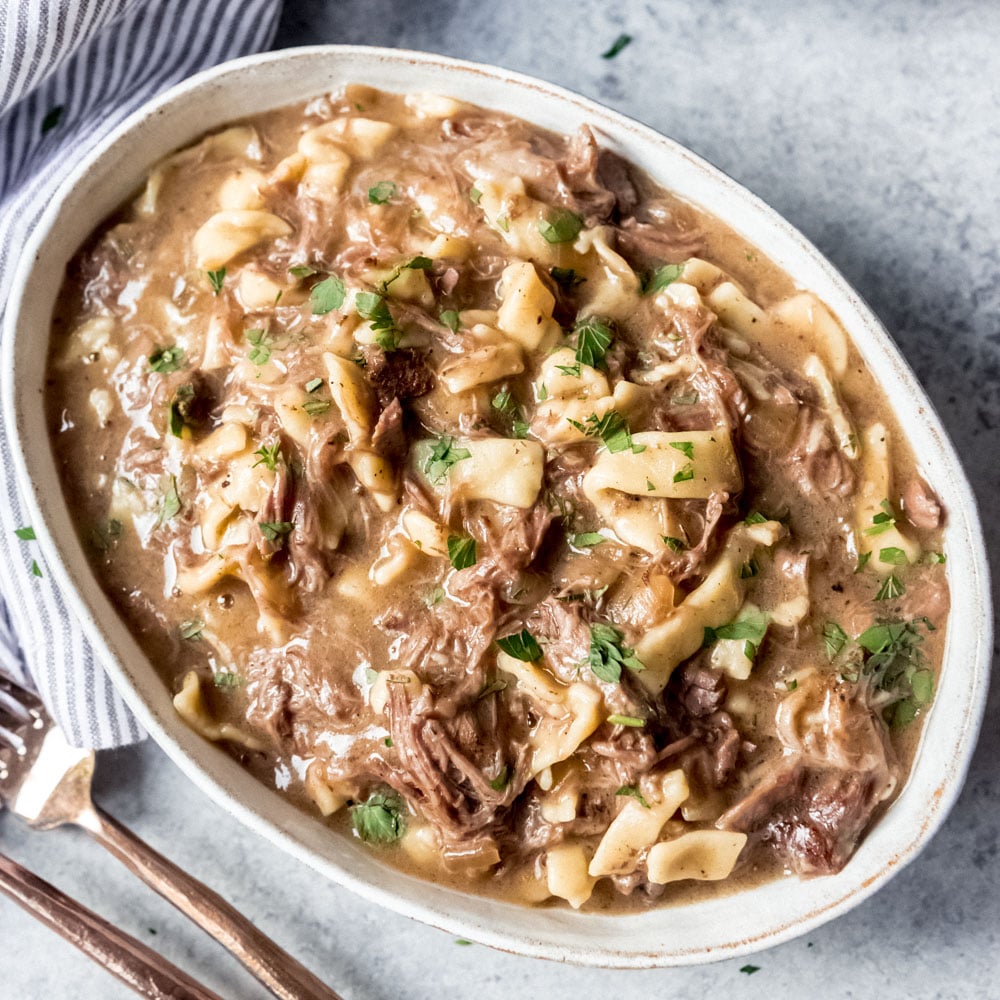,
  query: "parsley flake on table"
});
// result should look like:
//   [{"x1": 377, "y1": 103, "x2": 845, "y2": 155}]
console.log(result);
[{"x1": 601, "y1": 33, "x2": 633, "y2": 59}]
